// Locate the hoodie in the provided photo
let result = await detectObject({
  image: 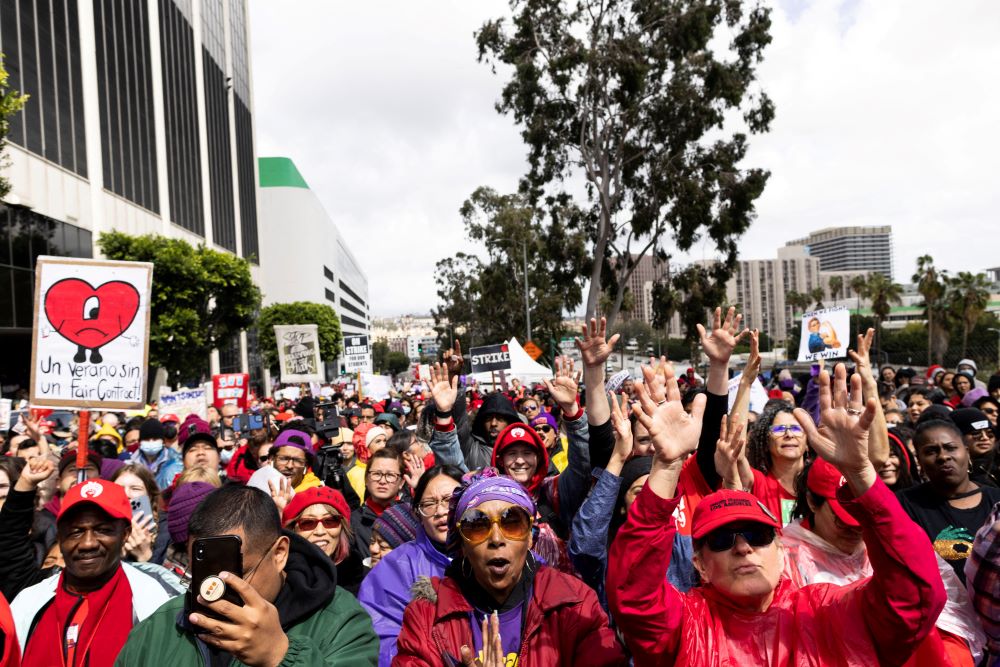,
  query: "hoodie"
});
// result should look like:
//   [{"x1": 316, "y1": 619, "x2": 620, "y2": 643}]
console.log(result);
[
  {"x1": 462, "y1": 392, "x2": 522, "y2": 471},
  {"x1": 114, "y1": 530, "x2": 378, "y2": 666}
]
